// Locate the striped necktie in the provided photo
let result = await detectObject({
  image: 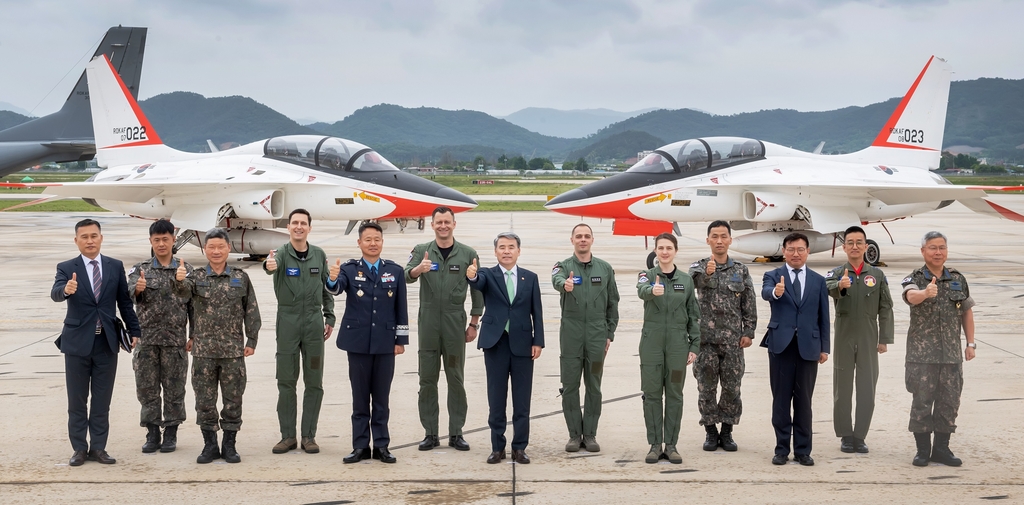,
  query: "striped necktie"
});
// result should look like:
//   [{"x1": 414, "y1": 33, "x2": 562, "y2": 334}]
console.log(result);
[
  {"x1": 91, "y1": 260, "x2": 102, "y2": 331},
  {"x1": 504, "y1": 271, "x2": 514, "y2": 332}
]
